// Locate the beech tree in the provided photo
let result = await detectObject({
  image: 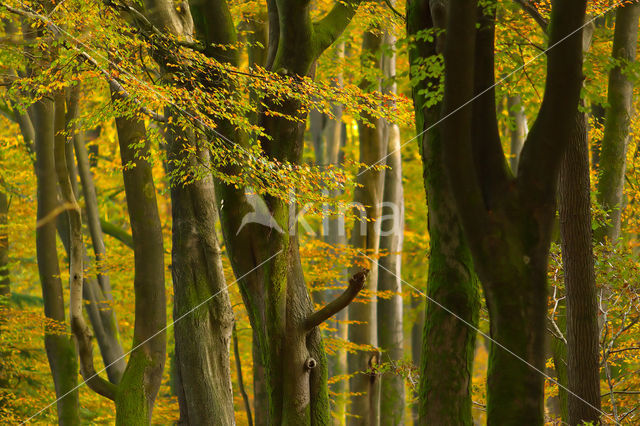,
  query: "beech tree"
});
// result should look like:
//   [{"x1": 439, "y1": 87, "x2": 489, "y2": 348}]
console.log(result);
[
  {"x1": 407, "y1": 1, "x2": 480, "y2": 423},
  {"x1": 415, "y1": 0, "x2": 587, "y2": 422}
]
